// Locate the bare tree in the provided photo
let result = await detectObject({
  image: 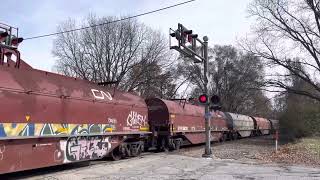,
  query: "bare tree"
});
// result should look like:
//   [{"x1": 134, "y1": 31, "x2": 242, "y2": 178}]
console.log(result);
[
  {"x1": 274, "y1": 62, "x2": 320, "y2": 138},
  {"x1": 176, "y1": 45, "x2": 271, "y2": 115},
  {"x1": 244, "y1": 0, "x2": 320, "y2": 101},
  {"x1": 127, "y1": 61, "x2": 176, "y2": 98},
  {"x1": 52, "y1": 15, "x2": 175, "y2": 97}
]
